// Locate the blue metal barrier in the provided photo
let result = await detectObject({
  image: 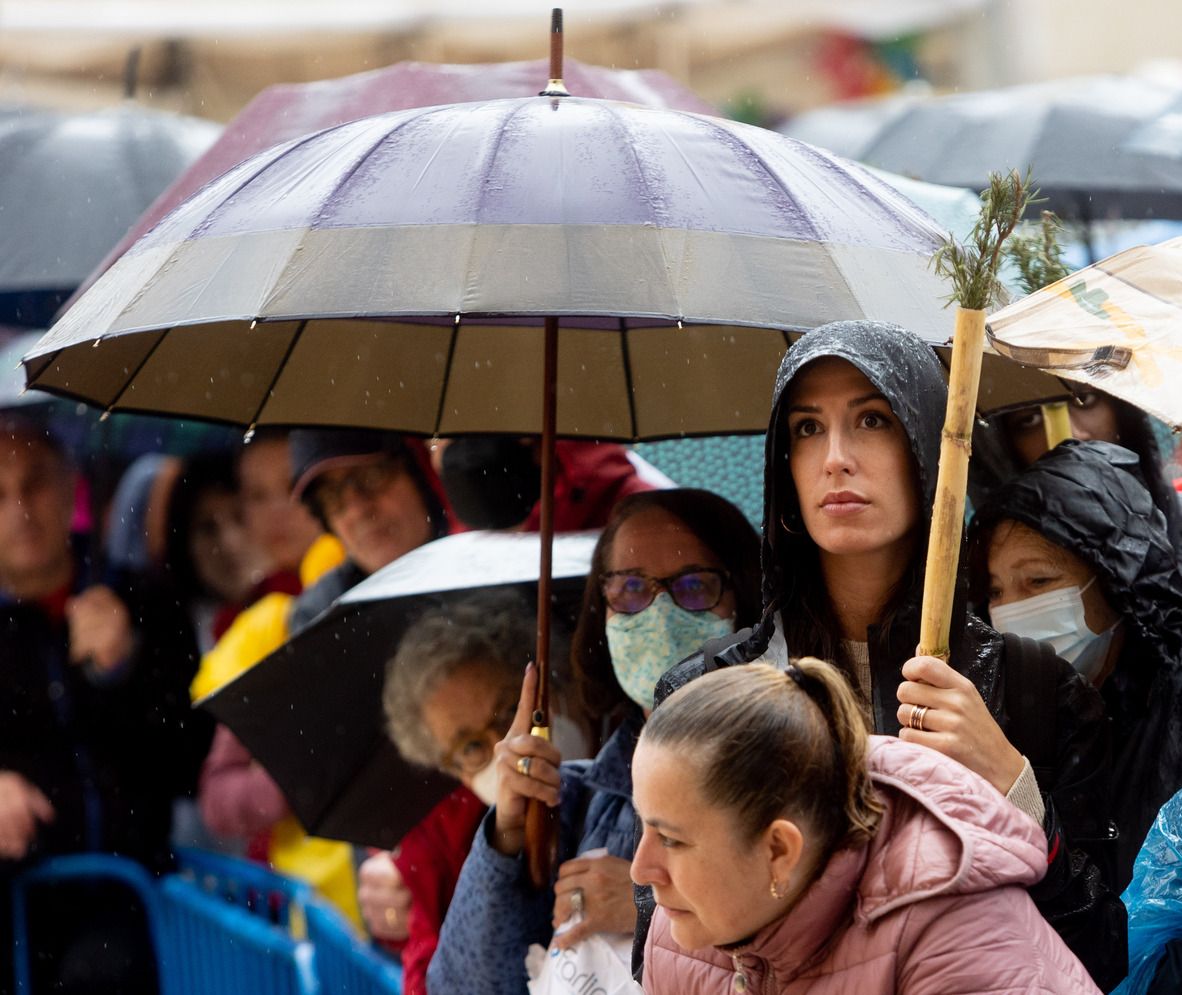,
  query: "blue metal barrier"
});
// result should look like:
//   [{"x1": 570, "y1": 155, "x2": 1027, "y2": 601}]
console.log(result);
[
  {"x1": 12, "y1": 850, "x2": 400, "y2": 995},
  {"x1": 174, "y1": 846, "x2": 313, "y2": 937},
  {"x1": 158, "y1": 876, "x2": 318, "y2": 995},
  {"x1": 305, "y1": 900, "x2": 402, "y2": 995},
  {"x1": 10, "y1": 853, "x2": 174, "y2": 995}
]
